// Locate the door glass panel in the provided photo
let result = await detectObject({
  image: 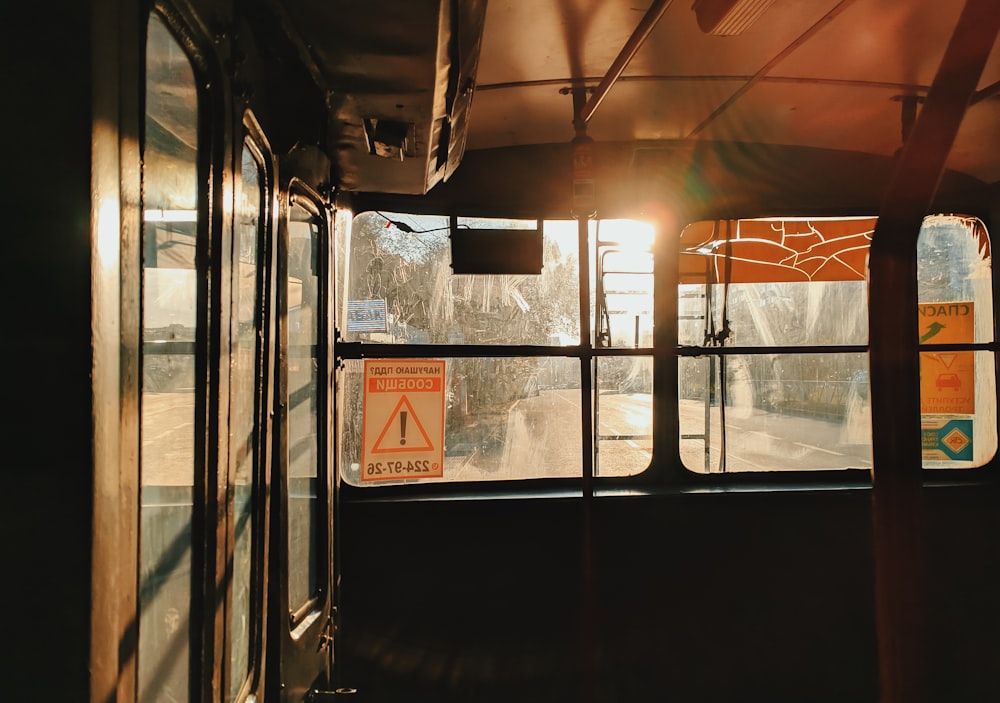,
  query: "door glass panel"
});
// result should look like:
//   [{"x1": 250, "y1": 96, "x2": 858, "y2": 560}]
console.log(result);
[
  {"x1": 229, "y1": 142, "x2": 263, "y2": 700},
  {"x1": 287, "y1": 200, "x2": 322, "y2": 615},
  {"x1": 139, "y1": 12, "x2": 198, "y2": 703}
]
